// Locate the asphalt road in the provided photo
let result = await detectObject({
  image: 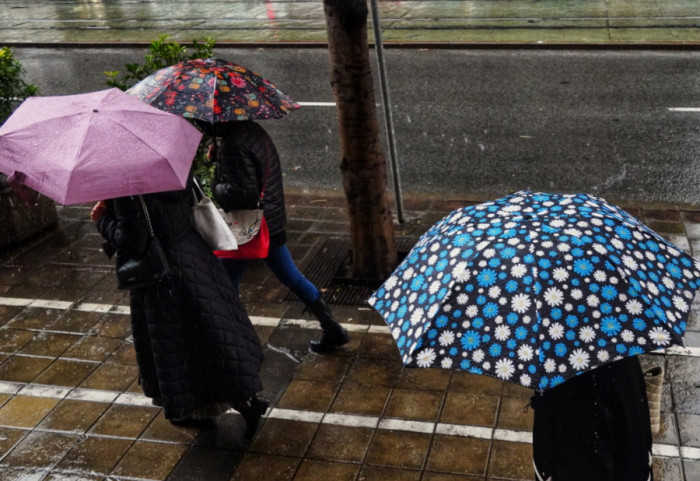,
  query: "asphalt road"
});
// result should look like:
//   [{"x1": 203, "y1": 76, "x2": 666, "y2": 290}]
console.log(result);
[{"x1": 14, "y1": 46, "x2": 700, "y2": 206}]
